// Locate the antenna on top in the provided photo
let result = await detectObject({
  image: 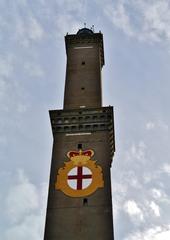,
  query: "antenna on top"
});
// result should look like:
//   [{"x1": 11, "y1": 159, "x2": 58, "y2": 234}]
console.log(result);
[
  {"x1": 84, "y1": 22, "x2": 86, "y2": 28},
  {"x1": 91, "y1": 25, "x2": 95, "y2": 32}
]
